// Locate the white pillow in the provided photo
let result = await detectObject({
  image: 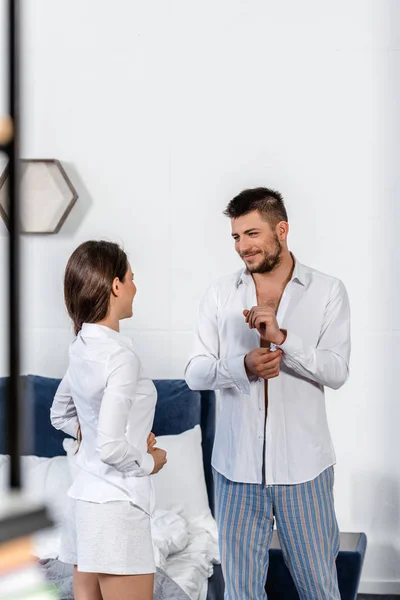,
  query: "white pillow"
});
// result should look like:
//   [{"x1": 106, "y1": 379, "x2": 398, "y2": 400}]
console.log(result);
[
  {"x1": 63, "y1": 425, "x2": 212, "y2": 524},
  {"x1": 152, "y1": 425, "x2": 211, "y2": 523},
  {"x1": 0, "y1": 455, "x2": 71, "y2": 522},
  {"x1": 0, "y1": 454, "x2": 72, "y2": 559}
]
